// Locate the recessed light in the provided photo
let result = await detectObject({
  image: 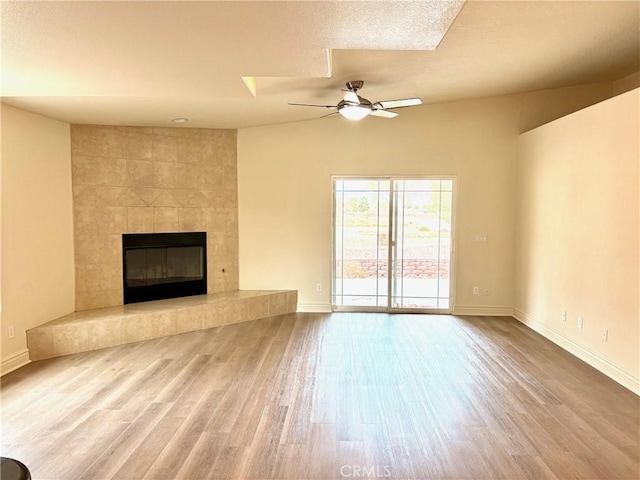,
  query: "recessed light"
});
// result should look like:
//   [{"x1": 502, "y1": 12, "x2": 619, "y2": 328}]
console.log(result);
[{"x1": 172, "y1": 117, "x2": 188, "y2": 124}]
